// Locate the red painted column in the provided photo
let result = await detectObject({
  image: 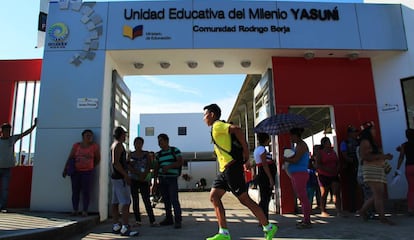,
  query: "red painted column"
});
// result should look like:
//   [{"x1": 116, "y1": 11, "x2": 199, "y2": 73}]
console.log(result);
[
  {"x1": 0, "y1": 80, "x2": 15, "y2": 124},
  {"x1": 0, "y1": 59, "x2": 42, "y2": 123},
  {"x1": 271, "y1": 57, "x2": 380, "y2": 214},
  {"x1": 0, "y1": 59, "x2": 41, "y2": 208}
]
